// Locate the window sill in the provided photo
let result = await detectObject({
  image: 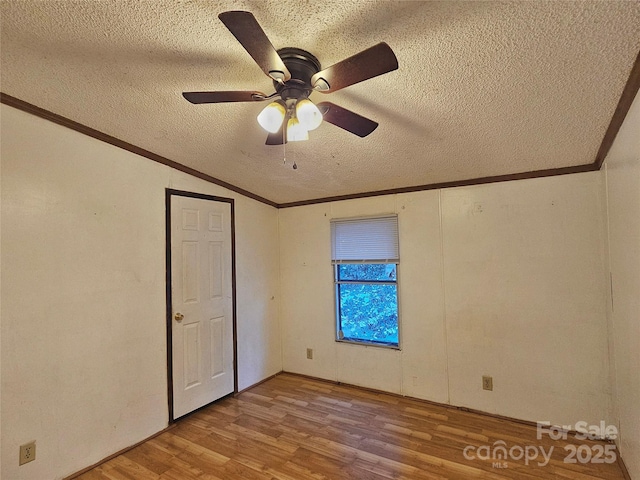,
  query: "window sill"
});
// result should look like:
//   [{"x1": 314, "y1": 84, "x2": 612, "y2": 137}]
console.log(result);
[{"x1": 336, "y1": 338, "x2": 401, "y2": 350}]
